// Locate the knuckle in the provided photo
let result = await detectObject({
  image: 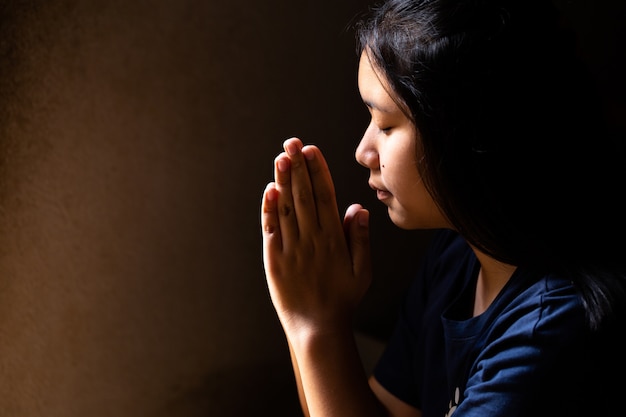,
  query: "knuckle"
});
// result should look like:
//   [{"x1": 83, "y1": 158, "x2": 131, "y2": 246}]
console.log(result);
[
  {"x1": 262, "y1": 220, "x2": 277, "y2": 234},
  {"x1": 293, "y1": 189, "x2": 310, "y2": 205},
  {"x1": 279, "y1": 203, "x2": 293, "y2": 217},
  {"x1": 290, "y1": 157, "x2": 304, "y2": 170}
]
